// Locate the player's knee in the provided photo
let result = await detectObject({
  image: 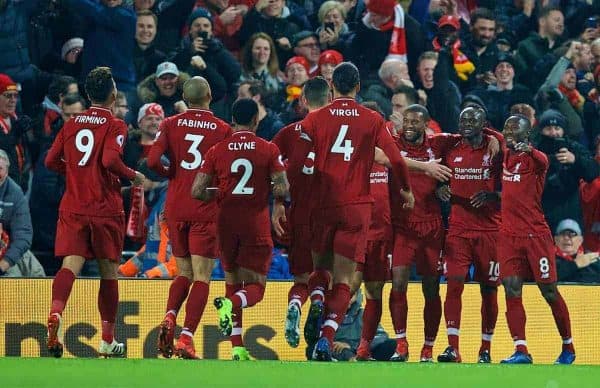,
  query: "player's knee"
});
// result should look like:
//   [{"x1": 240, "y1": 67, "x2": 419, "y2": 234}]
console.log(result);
[
  {"x1": 480, "y1": 284, "x2": 498, "y2": 295},
  {"x1": 391, "y1": 277, "x2": 408, "y2": 293},
  {"x1": 422, "y1": 279, "x2": 440, "y2": 299},
  {"x1": 446, "y1": 278, "x2": 465, "y2": 297},
  {"x1": 540, "y1": 284, "x2": 558, "y2": 304},
  {"x1": 365, "y1": 282, "x2": 384, "y2": 299},
  {"x1": 179, "y1": 267, "x2": 193, "y2": 279}
]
